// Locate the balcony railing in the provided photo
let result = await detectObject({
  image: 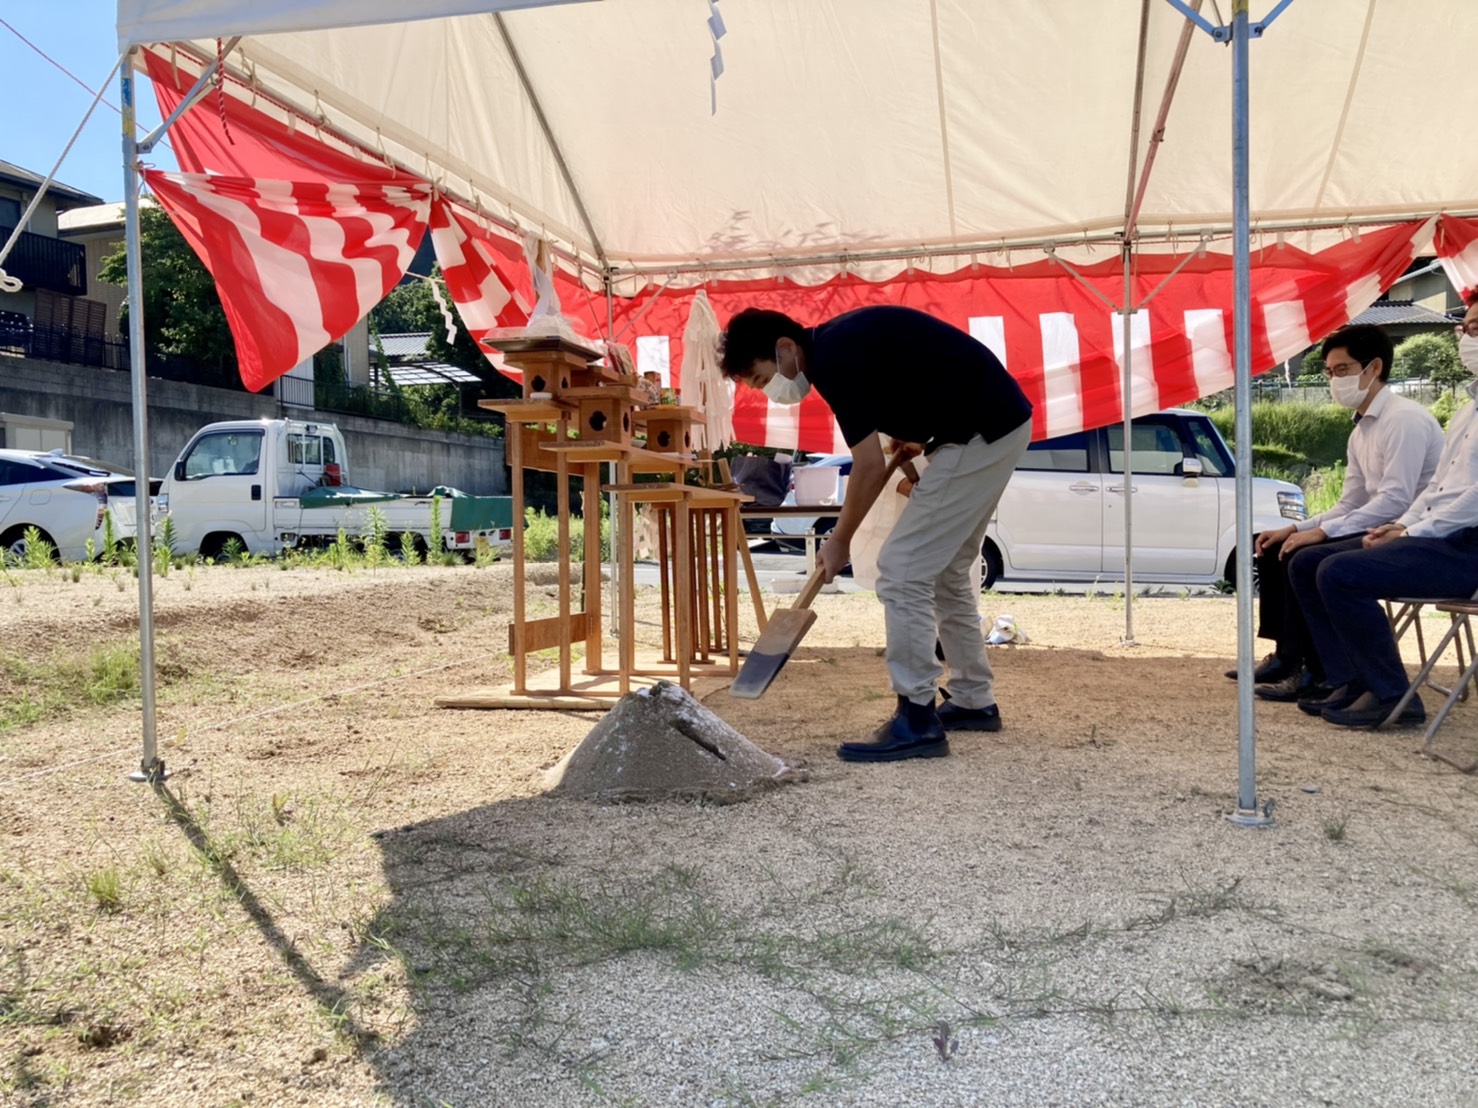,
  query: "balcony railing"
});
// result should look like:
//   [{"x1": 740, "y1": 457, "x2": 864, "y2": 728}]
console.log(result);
[{"x1": 0, "y1": 227, "x2": 87, "y2": 296}]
